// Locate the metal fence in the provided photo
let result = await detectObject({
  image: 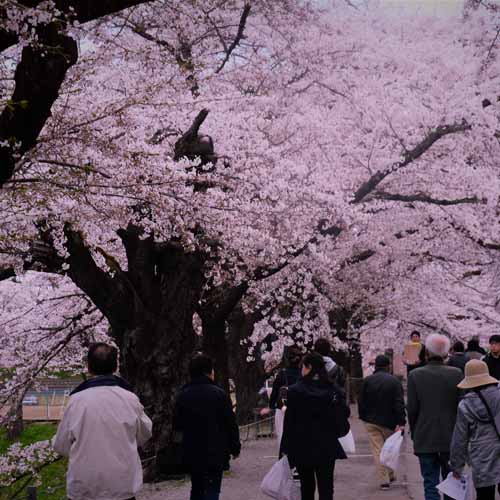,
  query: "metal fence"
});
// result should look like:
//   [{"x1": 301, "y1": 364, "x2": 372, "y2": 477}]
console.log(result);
[{"x1": 22, "y1": 390, "x2": 71, "y2": 421}]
